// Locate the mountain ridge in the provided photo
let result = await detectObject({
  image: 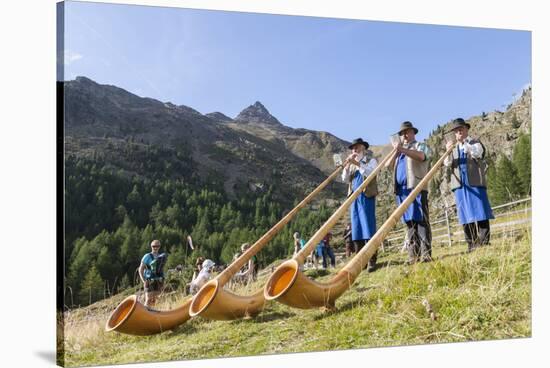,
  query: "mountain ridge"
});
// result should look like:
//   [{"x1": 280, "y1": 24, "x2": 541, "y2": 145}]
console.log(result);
[{"x1": 63, "y1": 76, "x2": 531, "y2": 216}]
